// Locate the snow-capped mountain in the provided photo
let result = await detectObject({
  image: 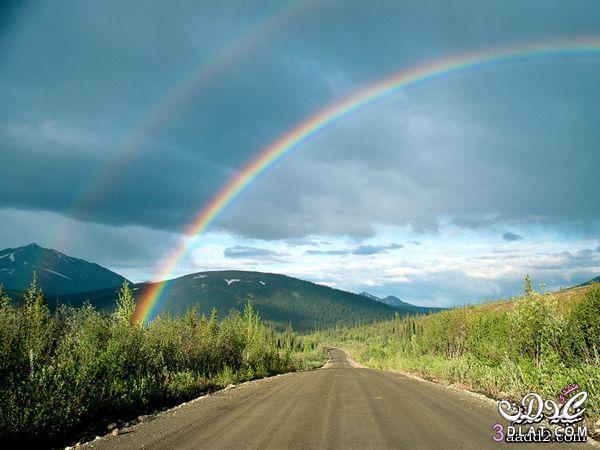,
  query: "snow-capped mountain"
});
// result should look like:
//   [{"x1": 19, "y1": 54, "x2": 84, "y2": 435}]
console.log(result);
[{"x1": 0, "y1": 243, "x2": 128, "y2": 295}]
